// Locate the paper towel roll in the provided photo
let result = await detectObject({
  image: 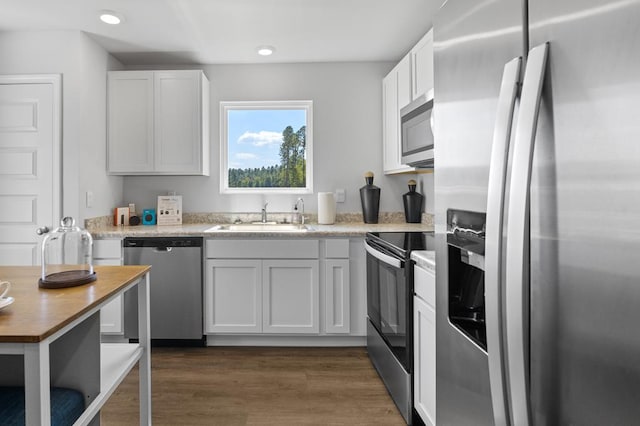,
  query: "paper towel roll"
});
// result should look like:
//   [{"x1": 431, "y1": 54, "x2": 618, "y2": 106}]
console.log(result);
[{"x1": 318, "y1": 192, "x2": 336, "y2": 224}]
